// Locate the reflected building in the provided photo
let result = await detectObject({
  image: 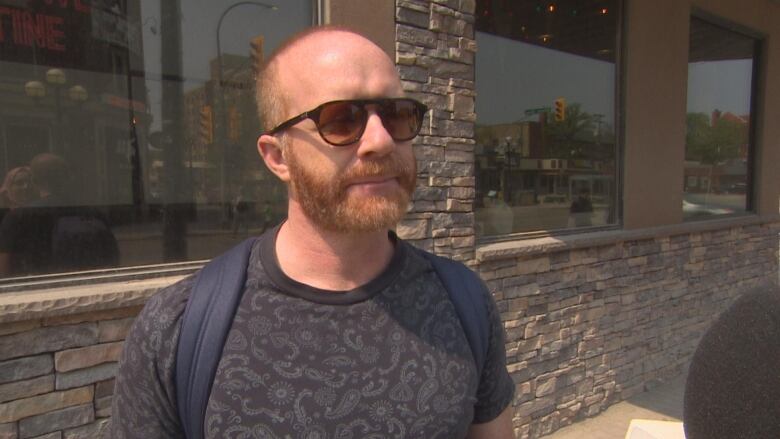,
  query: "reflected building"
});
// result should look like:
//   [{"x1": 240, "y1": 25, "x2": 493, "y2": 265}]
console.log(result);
[{"x1": 0, "y1": 0, "x2": 149, "y2": 215}]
